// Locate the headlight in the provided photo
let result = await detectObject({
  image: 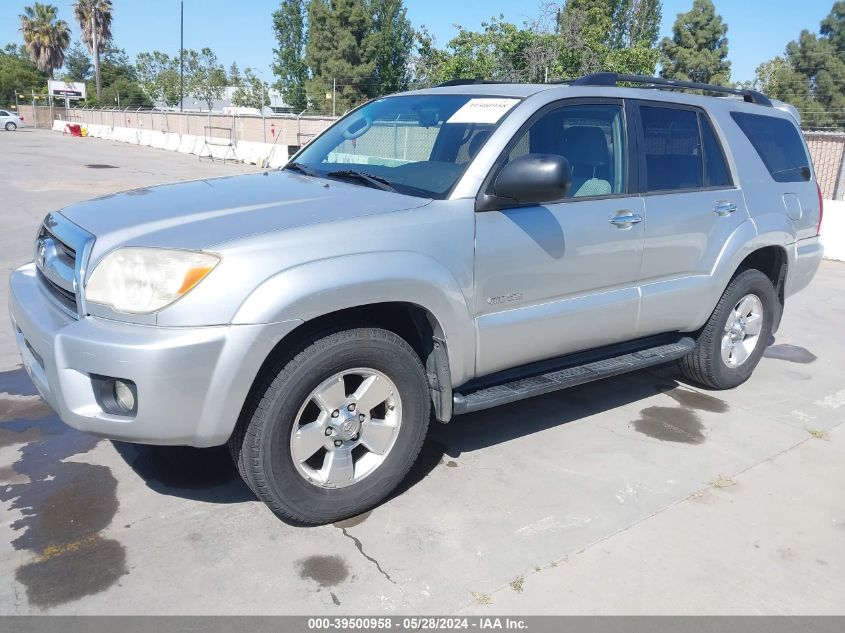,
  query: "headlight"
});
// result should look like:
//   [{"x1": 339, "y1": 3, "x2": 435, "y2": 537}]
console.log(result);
[{"x1": 85, "y1": 247, "x2": 220, "y2": 314}]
